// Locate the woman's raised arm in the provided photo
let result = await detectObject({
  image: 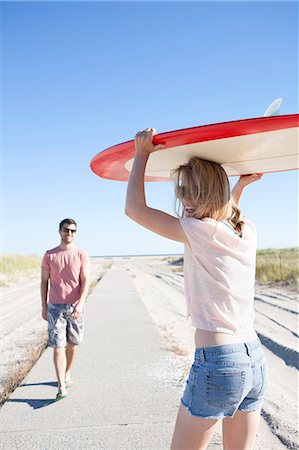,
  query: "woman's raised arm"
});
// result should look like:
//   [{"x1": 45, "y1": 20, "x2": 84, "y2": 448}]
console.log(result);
[
  {"x1": 231, "y1": 173, "x2": 264, "y2": 206},
  {"x1": 125, "y1": 128, "x2": 188, "y2": 244}
]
